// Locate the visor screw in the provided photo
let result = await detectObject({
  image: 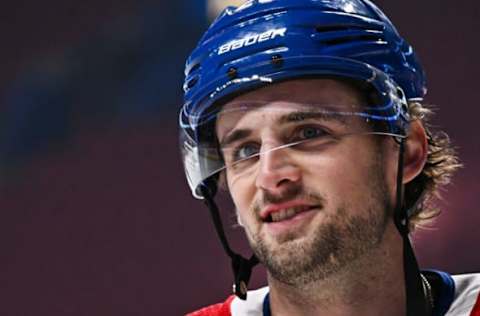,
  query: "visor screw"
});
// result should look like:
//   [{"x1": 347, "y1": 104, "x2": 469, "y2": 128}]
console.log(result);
[
  {"x1": 227, "y1": 67, "x2": 238, "y2": 79},
  {"x1": 271, "y1": 54, "x2": 283, "y2": 67}
]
